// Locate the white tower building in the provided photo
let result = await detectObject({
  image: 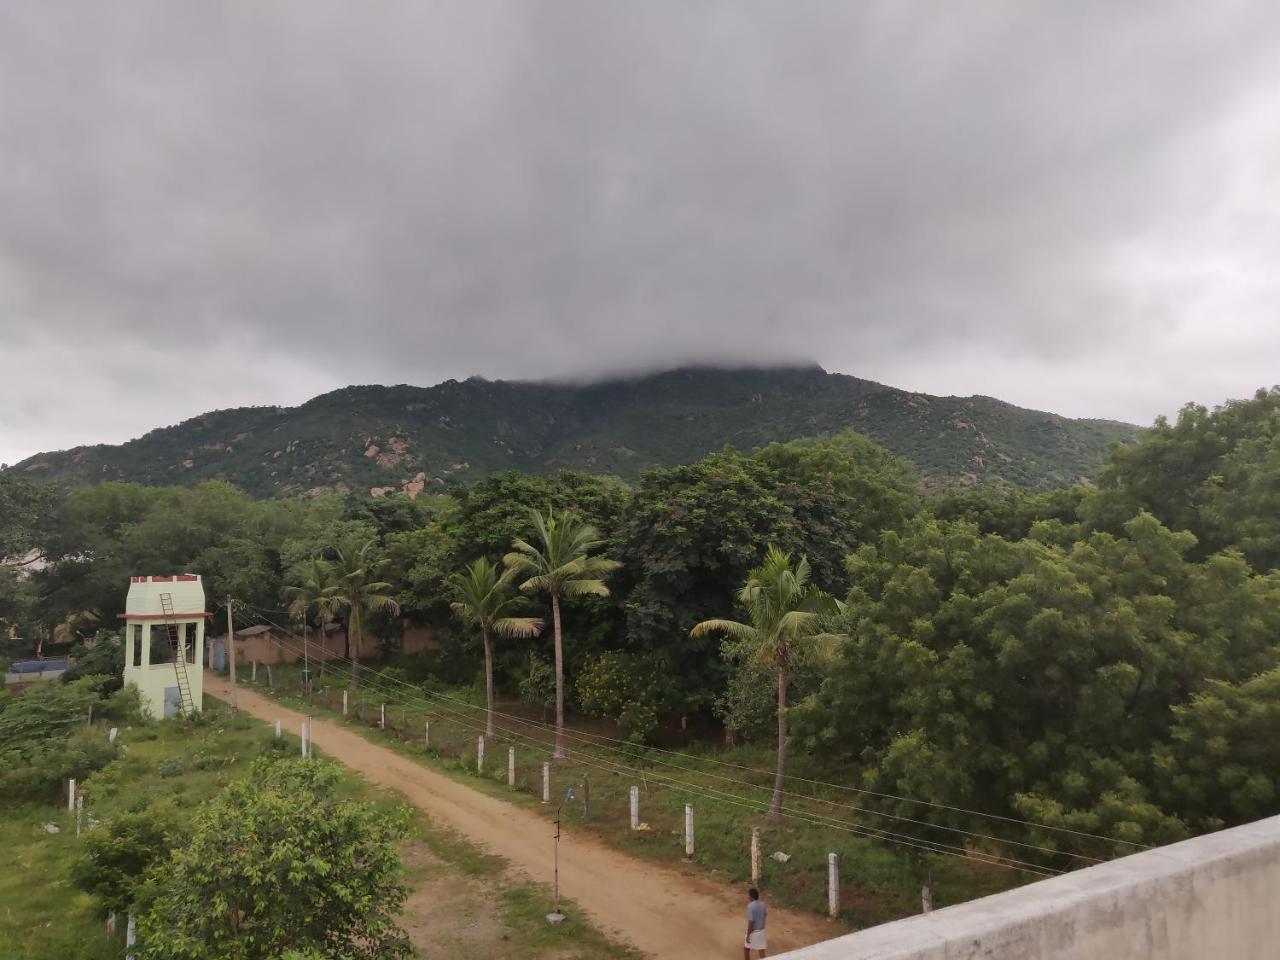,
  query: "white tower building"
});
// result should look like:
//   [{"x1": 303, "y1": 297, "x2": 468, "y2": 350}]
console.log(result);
[{"x1": 120, "y1": 575, "x2": 209, "y2": 718}]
